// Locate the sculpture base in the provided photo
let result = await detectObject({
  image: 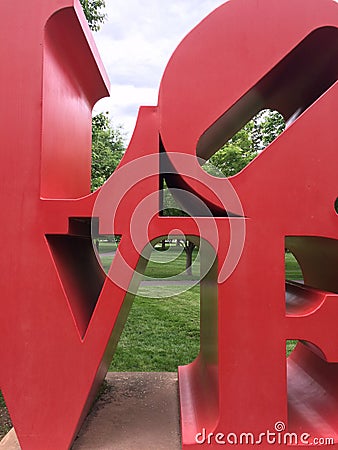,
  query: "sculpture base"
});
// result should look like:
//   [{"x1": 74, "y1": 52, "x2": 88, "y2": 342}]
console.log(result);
[{"x1": 0, "y1": 372, "x2": 181, "y2": 450}]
